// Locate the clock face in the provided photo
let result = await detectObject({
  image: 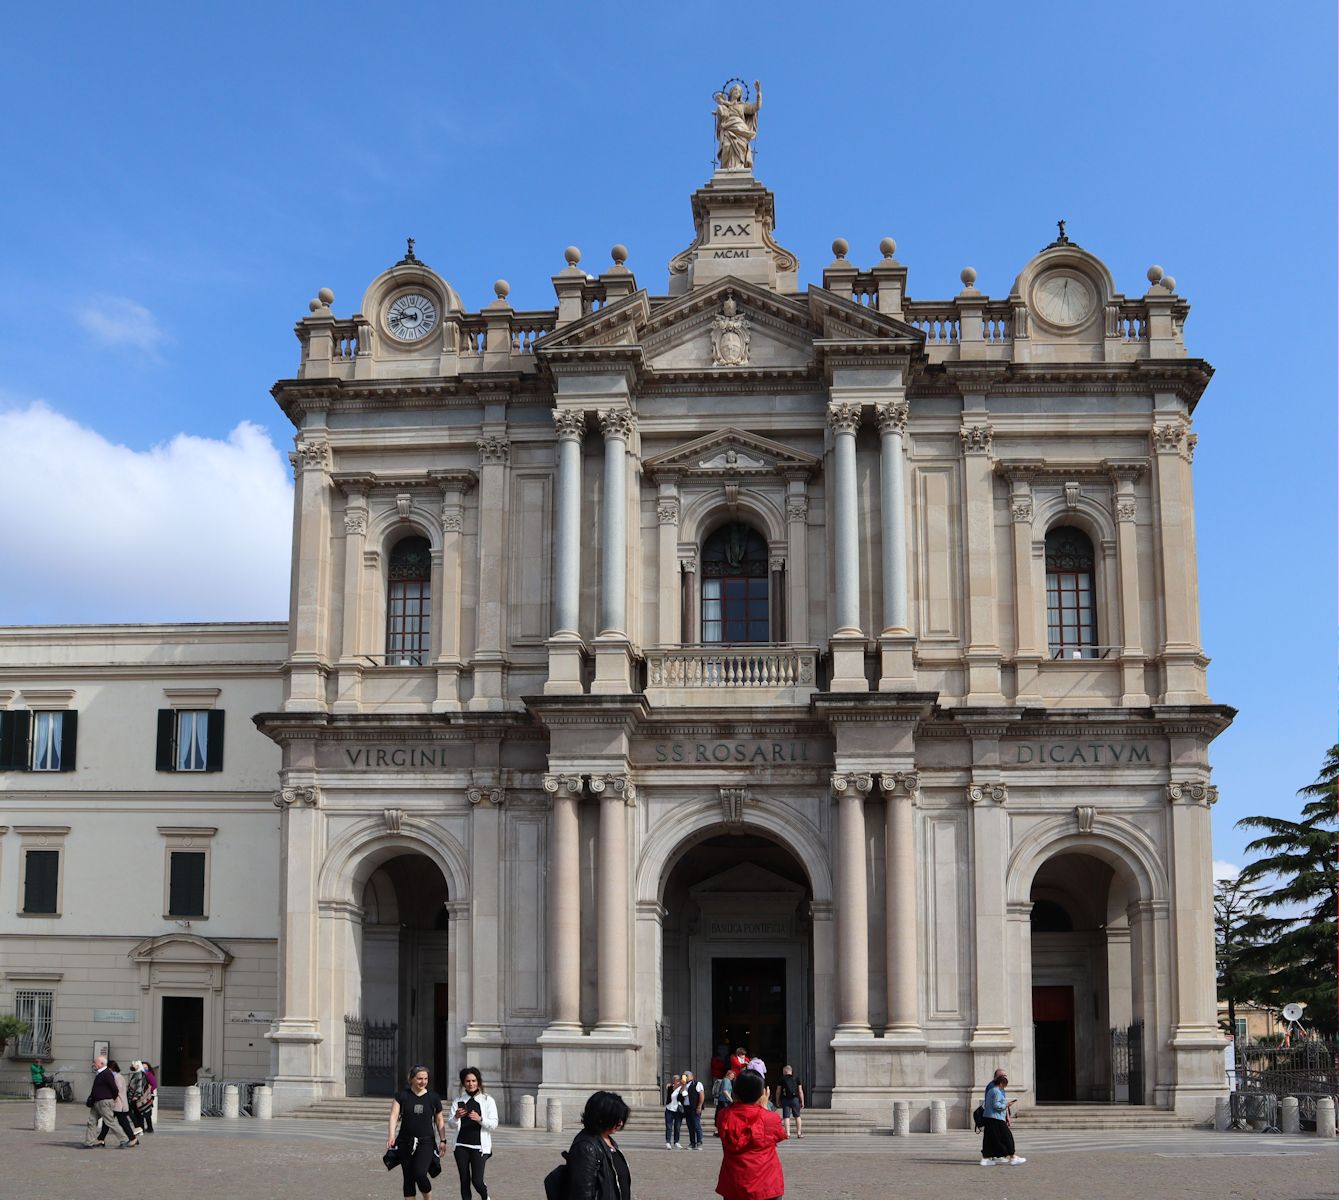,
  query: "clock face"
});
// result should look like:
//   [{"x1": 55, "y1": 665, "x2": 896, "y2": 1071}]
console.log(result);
[
  {"x1": 1033, "y1": 272, "x2": 1095, "y2": 328},
  {"x1": 386, "y1": 291, "x2": 439, "y2": 341}
]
